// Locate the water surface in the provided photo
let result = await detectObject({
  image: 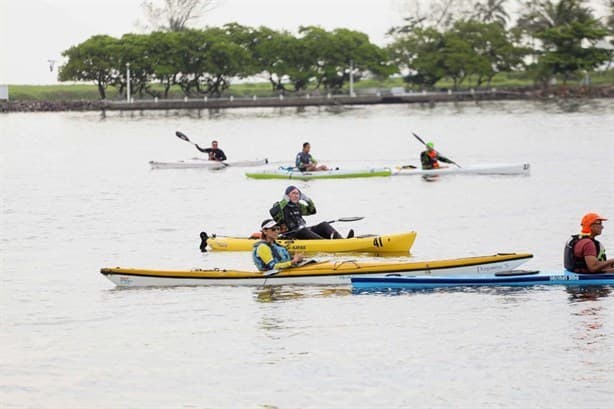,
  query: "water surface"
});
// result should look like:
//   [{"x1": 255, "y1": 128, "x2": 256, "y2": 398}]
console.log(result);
[{"x1": 1, "y1": 100, "x2": 613, "y2": 408}]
